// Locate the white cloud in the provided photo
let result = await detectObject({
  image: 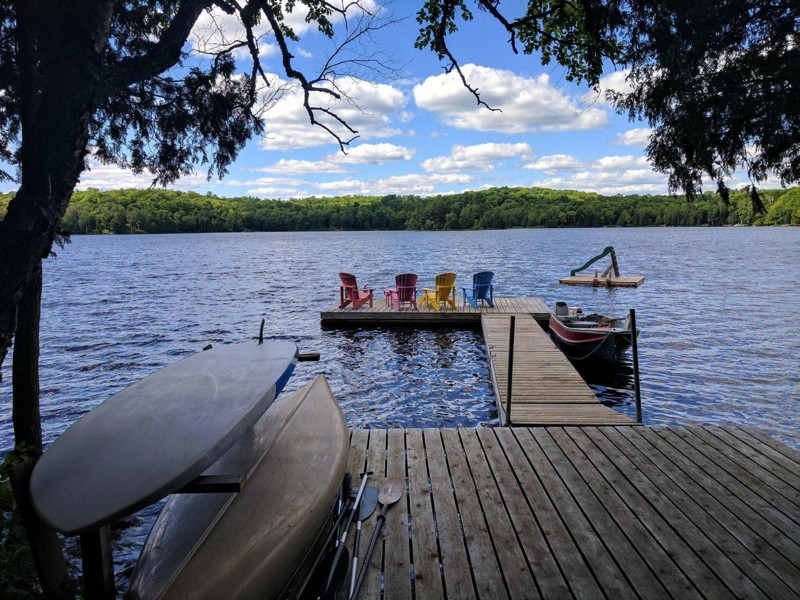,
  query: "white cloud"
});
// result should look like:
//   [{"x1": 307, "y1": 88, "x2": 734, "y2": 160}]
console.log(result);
[
  {"x1": 227, "y1": 176, "x2": 306, "y2": 187},
  {"x1": 258, "y1": 75, "x2": 407, "y2": 150},
  {"x1": 582, "y1": 69, "x2": 632, "y2": 106},
  {"x1": 190, "y1": 7, "x2": 277, "y2": 60},
  {"x1": 421, "y1": 142, "x2": 533, "y2": 173},
  {"x1": 76, "y1": 160, "x2": 213, "y2": 191},
  {"x1": 335, "y1": 143, "x2": 415, "y2": 164},
  {"x1": 594, "y1": 155, "x2": 650, "y2": 169},
  {"x1": 246, "y1": 187, "x2": 311, "y2": 198},
  {"x1": 524, "y1": 154, "x2": 586, "y2": 174},
  {"x1": 413, "y1": 64, "x2": 608, "y2": 133},
  {"x1": 315, "y1": 173, "x2": 473, "y2": 196},
  {"x1": 249, "y1": 159, "x2": 349, "y2": 174},
  {"x1": 611, "y1": 128, "x2": 652, "y2": 147},
  {"x1": 533, "y1": 167, "x2": 667, "y2": 195}
]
